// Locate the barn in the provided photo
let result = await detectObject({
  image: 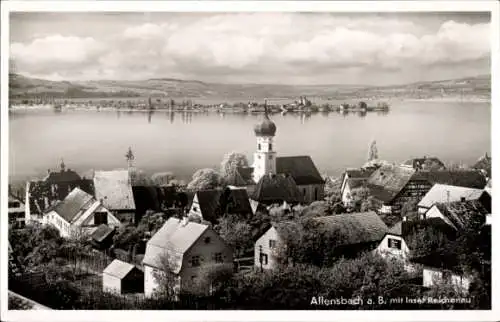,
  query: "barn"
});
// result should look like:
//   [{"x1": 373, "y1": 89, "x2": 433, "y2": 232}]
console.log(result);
[{"x1": 102, "y1": 259, "x2": 144, "y2": 294}]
